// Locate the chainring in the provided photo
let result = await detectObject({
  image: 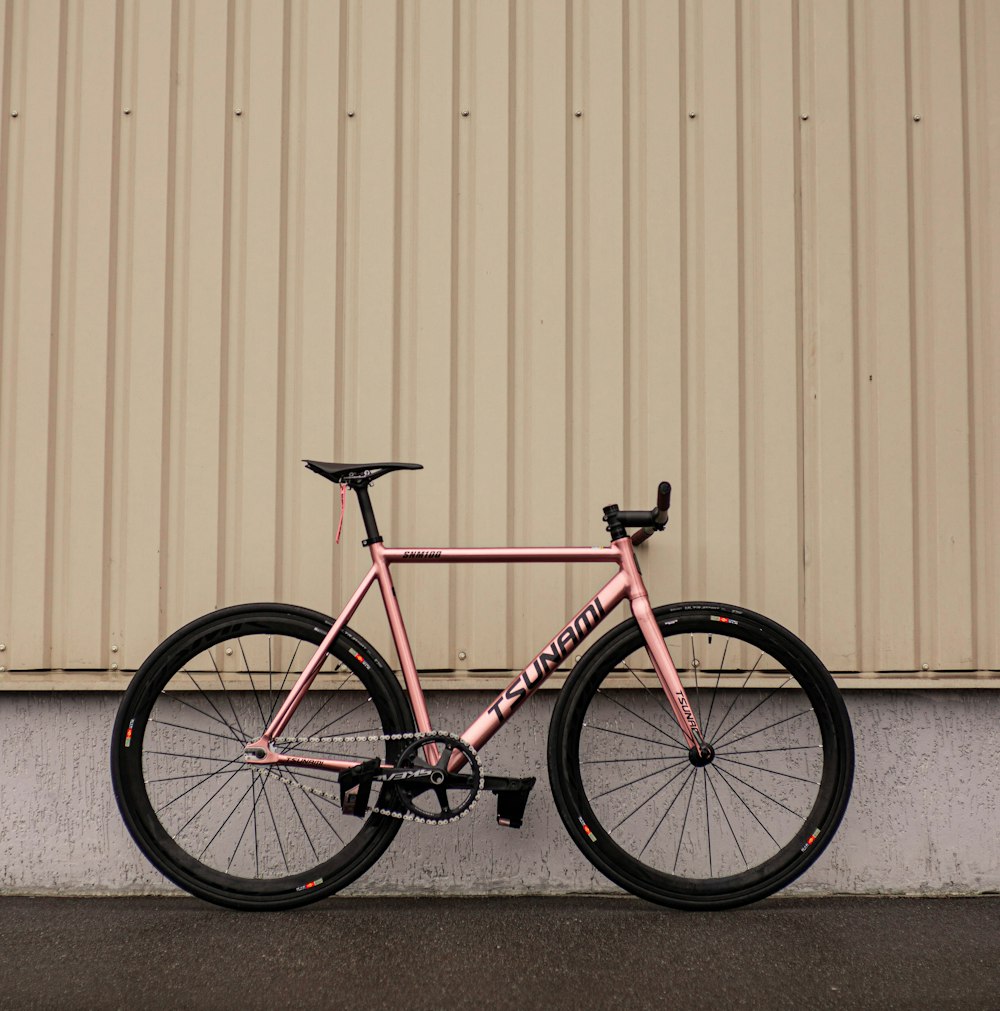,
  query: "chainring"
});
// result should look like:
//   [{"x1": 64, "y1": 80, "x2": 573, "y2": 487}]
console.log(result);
[{"x1": 392, "y1": 733, "x2": 481, "y2": 823}]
